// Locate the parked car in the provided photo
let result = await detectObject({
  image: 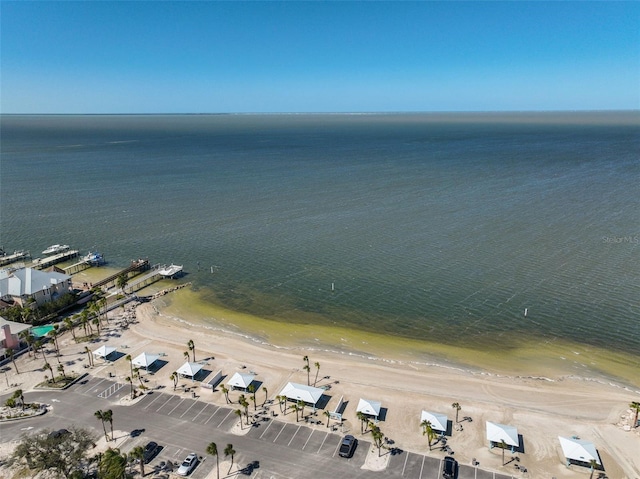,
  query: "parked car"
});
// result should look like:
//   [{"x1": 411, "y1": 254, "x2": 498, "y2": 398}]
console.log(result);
[
  {"x1": 338, "y1": 435, "x2": 357, "y2": 458},
  {"x1": 442, "y1": 456, "x2": 458, "y2": 478},
  {"x1": 176, "y1": 453, "x2": 199, "y2": 476},
  {"x1": 142, "y1": 441, "x2": 160, "y2": 464}
]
